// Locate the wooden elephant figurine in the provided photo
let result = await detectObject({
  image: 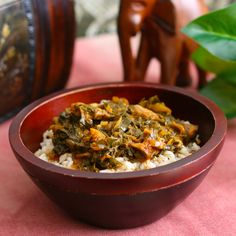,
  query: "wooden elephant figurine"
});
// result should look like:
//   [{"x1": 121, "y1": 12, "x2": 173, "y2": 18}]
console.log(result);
[{"x1": 118, "y1": 0, "x2": 208, "y2": 87}]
